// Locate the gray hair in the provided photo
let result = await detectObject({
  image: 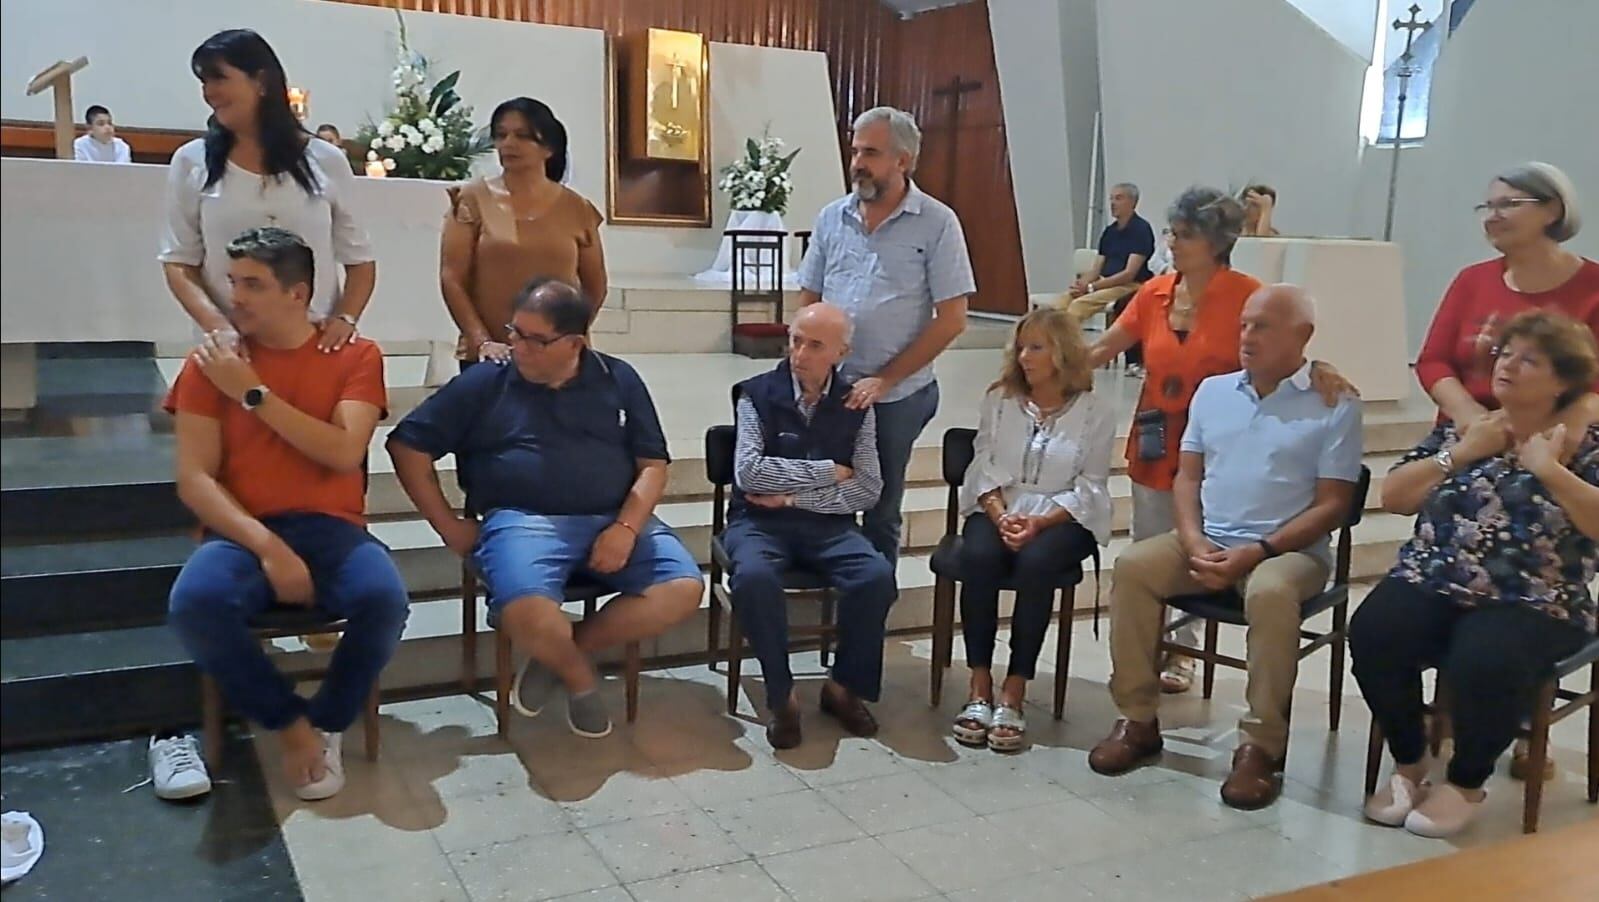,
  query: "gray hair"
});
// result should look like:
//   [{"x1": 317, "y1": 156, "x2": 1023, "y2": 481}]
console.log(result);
[
  {"x1": 1111, "y1": 182, "x2": 1140, "y2": 203},
  {"x1": 1495, "y1": 162, "x2": 1582, "y2": 242},
  {"x1": 1167, "y1": 186, "x2": 1246, "y2": 263},
  {"x1": 853, "y1": 106, "x2": 921, "y2": 169}
]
